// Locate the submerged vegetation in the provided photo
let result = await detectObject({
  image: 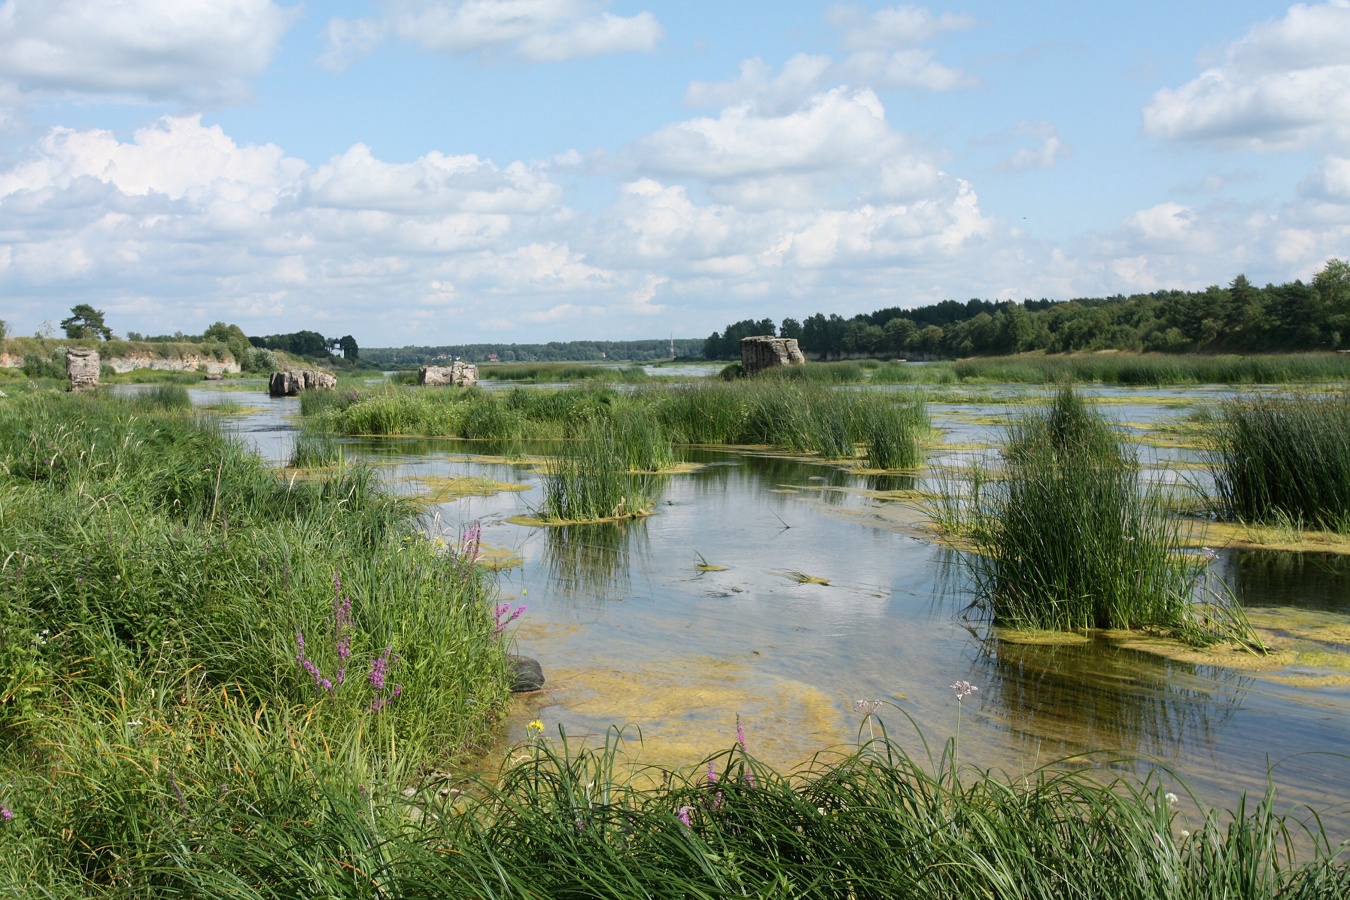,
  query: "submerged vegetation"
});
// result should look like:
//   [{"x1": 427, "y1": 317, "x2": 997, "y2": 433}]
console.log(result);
[
  {"x1": 1209, "y1": 392, "x2": 1350, "y2": 534},
  {"x1": 932, "y1": 387, "x2": 1251, "y2": 642}
]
